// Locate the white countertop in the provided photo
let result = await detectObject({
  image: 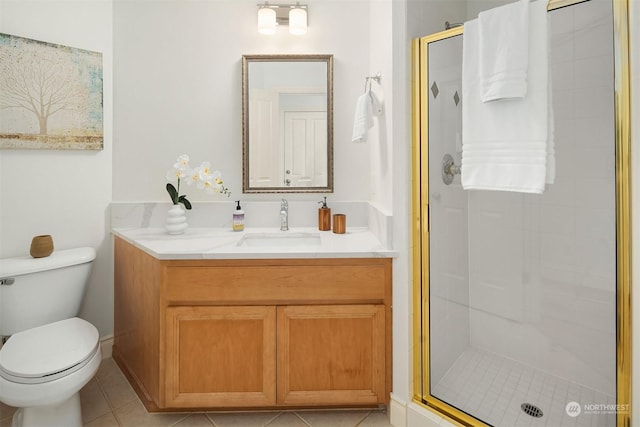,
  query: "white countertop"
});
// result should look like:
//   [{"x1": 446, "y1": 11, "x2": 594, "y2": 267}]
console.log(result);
[{"x1": 112, "y1": 227, "x2": 397, "y2": 260}]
